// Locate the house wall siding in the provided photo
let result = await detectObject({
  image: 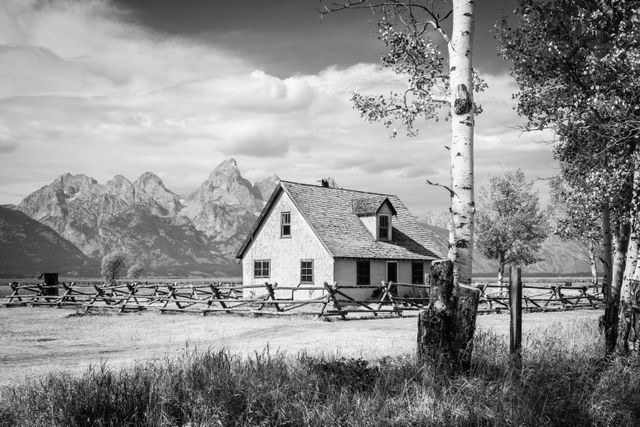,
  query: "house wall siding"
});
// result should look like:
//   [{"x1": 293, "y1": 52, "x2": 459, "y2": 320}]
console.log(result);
[
  {"x1": 242, "y1": 191, "x2": 333, "y2": 299},
  {"x1": 334, "y1": 258, "x2": 431, "y2": 299}
]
